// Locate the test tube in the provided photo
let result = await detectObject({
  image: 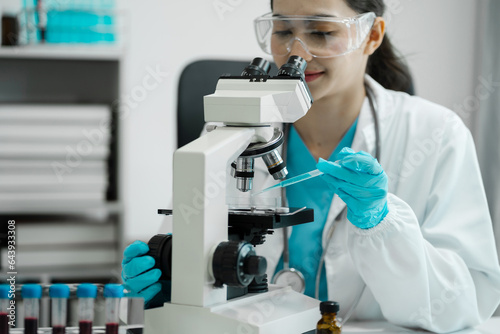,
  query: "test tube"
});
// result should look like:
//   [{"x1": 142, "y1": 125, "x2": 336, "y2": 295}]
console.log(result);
[
  {"x1": 49, "y1": 284, "x2": 70, "y2": 334},
  {"x1": 103, "y1": 284, "x2": 124, "y2": 334},
  {"x1": 77, "y1": 284, "x2": 97, "y2": 334},
  {"x1": 0, "y1": 284, "x2": 11, "y2": 334},
  {"x1": 21, "y1": 284, "x2": 42, "y2": 334}
]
